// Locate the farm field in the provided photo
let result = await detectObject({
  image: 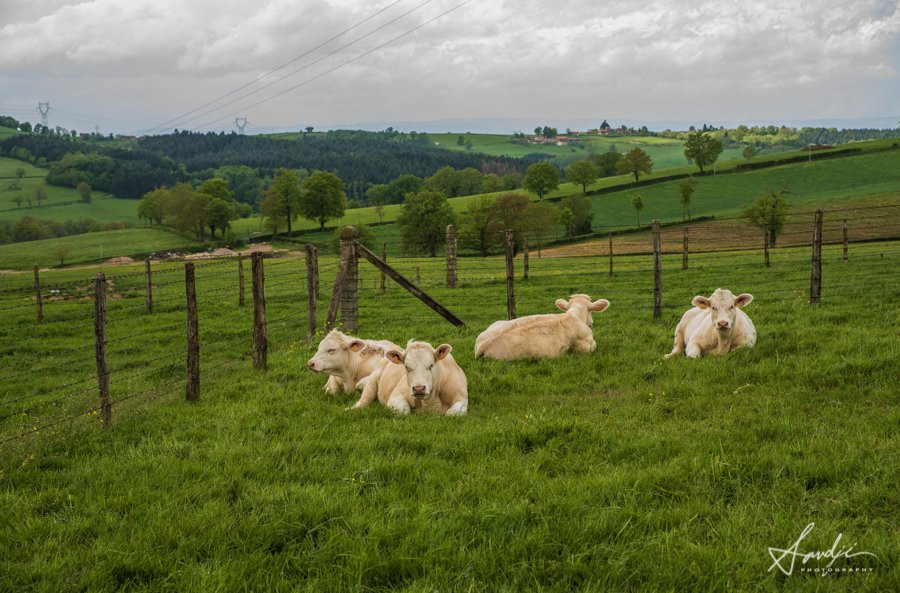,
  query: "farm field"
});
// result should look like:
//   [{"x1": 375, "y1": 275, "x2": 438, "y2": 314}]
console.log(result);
[
  {"x1": 0, "y1": 157, "x2": 140, "y2": 225},
  {"x1": 0, "y1": 228, "x2": 200, "y2": 270},
  {"x1": 0, "y1": 237, "x2": 897, "y2": 591}
]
